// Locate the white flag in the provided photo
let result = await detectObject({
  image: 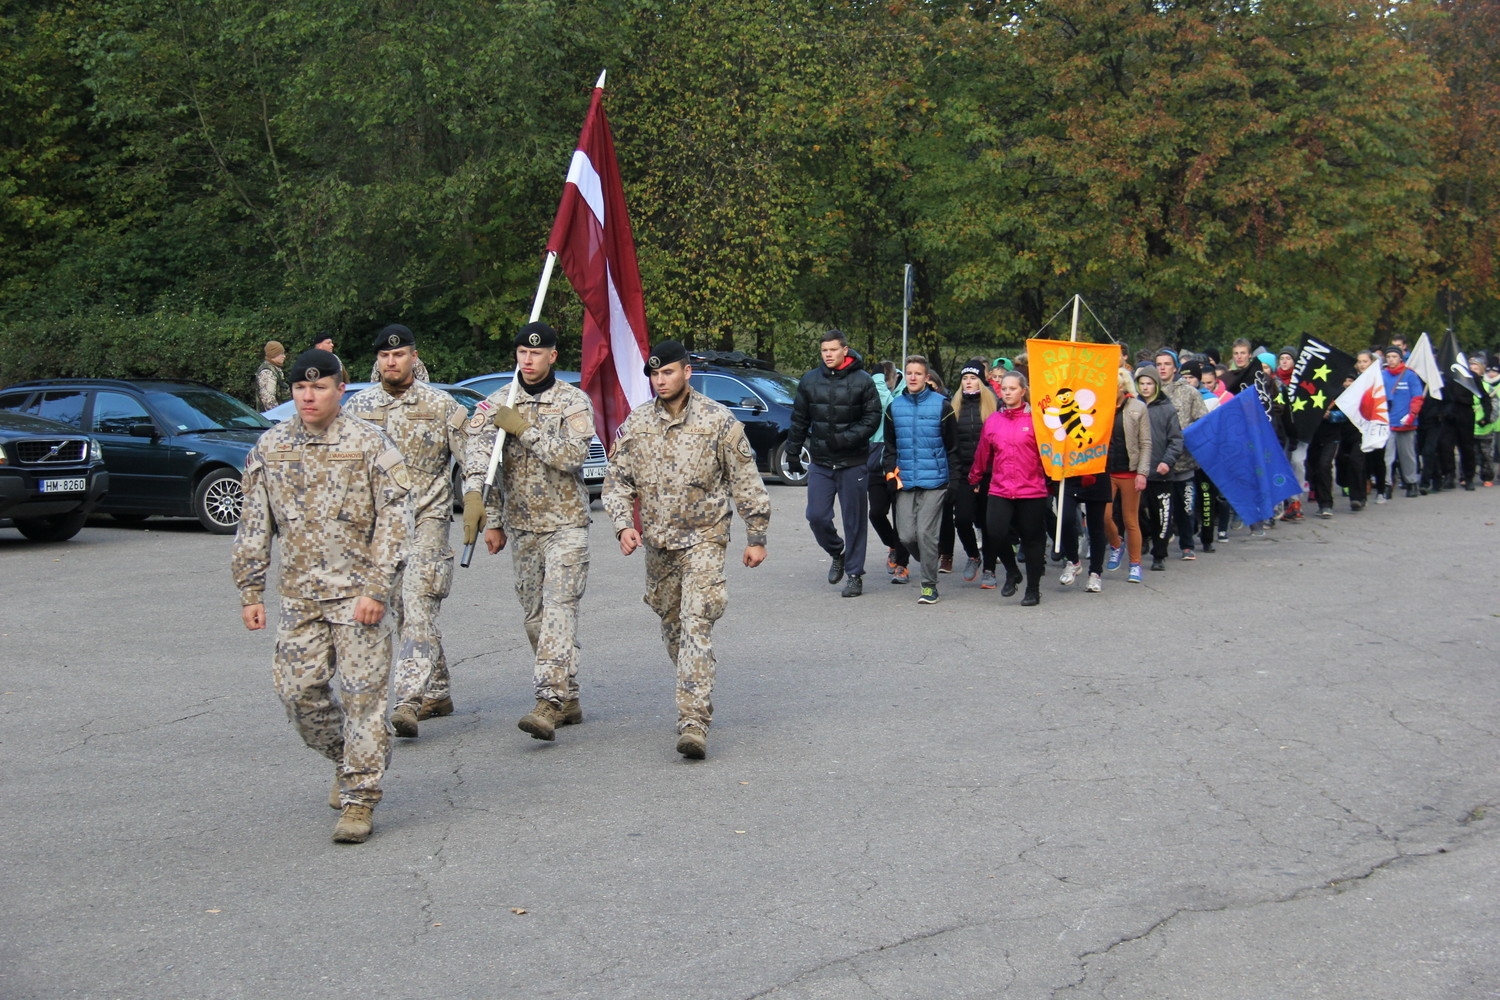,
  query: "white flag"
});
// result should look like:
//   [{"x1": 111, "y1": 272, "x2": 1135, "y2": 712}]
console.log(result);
[
  {"x1": 1334, "y1": 363, "x2": 1390, "y2": 452},
  {"x1": 1405, "y1": 332, "x2": 1444, "y2": 401}
]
